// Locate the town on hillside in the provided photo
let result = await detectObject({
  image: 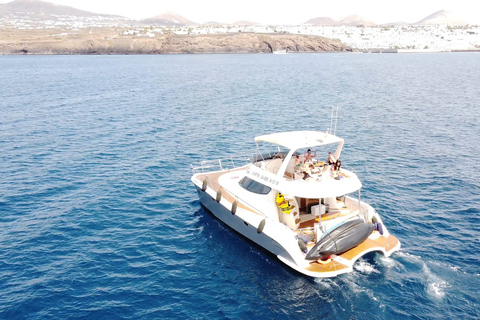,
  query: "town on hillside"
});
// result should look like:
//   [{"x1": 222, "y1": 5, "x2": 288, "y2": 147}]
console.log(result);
[{"x1": 1, "y1": 0, "x2": 479, "y2": 52}]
